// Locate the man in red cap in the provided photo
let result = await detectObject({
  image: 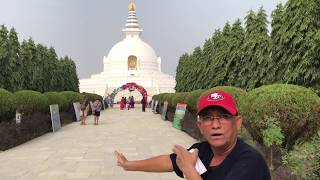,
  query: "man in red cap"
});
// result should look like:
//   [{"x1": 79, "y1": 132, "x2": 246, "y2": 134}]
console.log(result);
[{"x1": 114, "y1": 90, "x2": 270, "y2": 180}]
